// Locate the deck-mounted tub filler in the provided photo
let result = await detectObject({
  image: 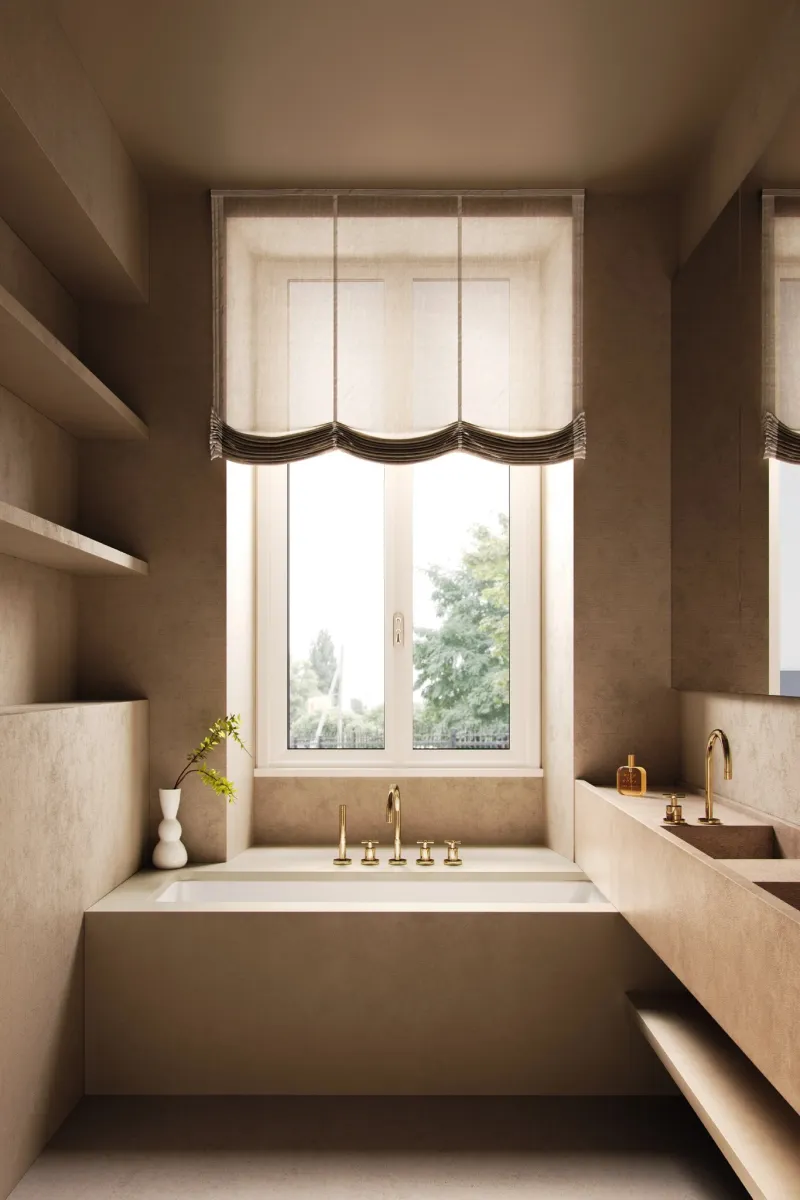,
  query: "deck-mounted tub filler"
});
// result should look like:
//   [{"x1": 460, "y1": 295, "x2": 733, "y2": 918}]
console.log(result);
[{"x1": 85, "y1": 845, "x2": 677, "y2": 1096}]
